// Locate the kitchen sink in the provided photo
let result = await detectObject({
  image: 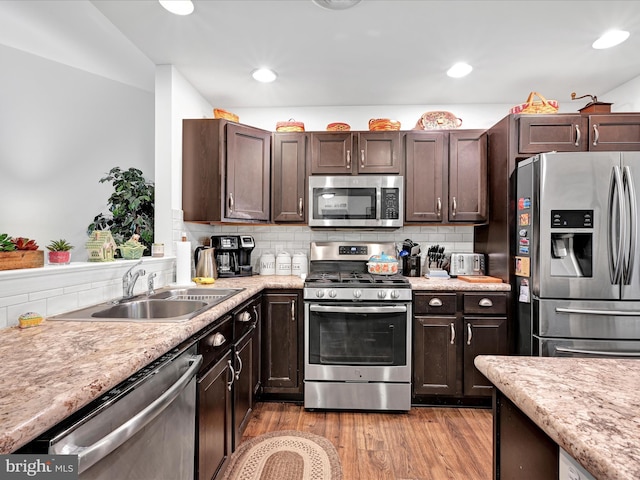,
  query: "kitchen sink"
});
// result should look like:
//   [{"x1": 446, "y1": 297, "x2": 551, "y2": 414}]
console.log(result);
[{"x1": 48, "y1": 287, "x2": 245, "y2": 322}]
